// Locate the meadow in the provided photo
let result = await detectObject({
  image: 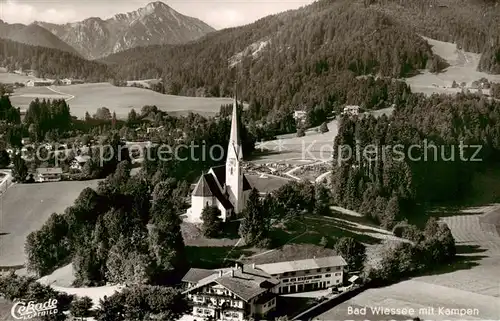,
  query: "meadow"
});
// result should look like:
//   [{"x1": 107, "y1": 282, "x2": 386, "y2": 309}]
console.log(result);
[
  {"x1": 0, "y1": 69, "x2": 40, "y2": 84},
  {"x1": 0, "y1": 180, "x2": 100, "y2": 268},
  {"x1": 405, "y1": 37, "x2": 500, "y2": 95}
]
